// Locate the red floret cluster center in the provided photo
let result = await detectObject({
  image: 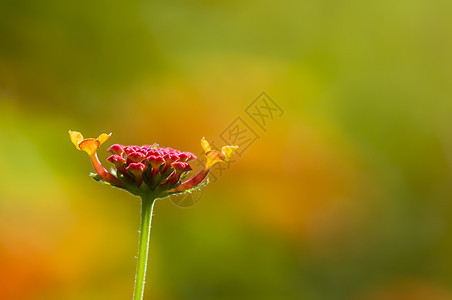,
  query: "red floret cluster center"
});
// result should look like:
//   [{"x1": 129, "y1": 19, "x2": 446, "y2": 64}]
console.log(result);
[{"x1": 106, "y1": 143, "x2": 197, "y2": 188}]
